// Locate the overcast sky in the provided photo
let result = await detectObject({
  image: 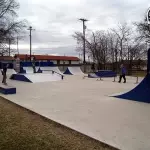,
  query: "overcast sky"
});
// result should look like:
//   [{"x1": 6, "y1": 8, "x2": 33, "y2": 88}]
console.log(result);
[{"x1": 16, "y1": 0, "x2": 150, "y2": 56}]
